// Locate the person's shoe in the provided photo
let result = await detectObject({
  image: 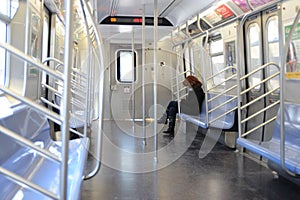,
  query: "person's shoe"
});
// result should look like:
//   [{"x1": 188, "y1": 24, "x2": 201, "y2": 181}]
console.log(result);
[
  {"x1": 163, "y1": 128, "x2": 174, "y2": 137},
  {"x1": 157, "y1": 113, "x2": 168, "y2": 124}
]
